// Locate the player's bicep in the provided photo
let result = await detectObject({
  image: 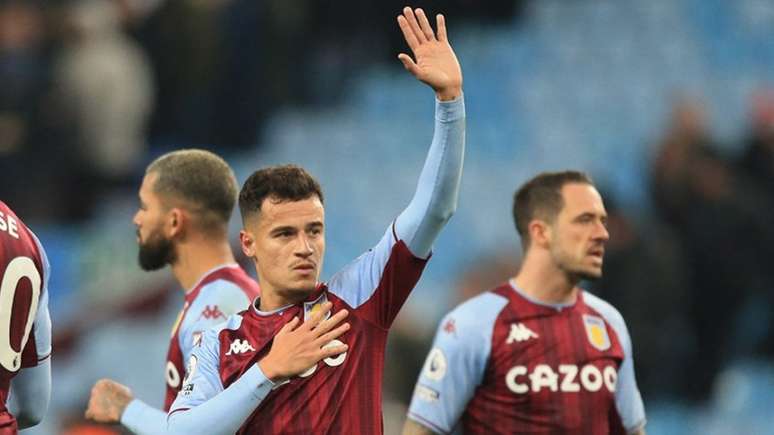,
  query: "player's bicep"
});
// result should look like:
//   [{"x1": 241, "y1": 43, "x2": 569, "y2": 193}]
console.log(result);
[
  {"x1": 169, "y1": 331, "x2": 224, "y2": 412},
  {"x1": 180, "y1": 284, "x2": 250, "y2": 362},
  {"x1": 408, "y1": 315, "x2": 486, "y2": 434},
  {"x1": 328, "y1": 227, "x2": 396, "y2": 308}
]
